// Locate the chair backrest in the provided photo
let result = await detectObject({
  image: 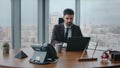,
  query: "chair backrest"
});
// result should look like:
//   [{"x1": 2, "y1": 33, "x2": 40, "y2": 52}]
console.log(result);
[{"x1": 58, "y1": 18, "x2": 64, "y2": 24}]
